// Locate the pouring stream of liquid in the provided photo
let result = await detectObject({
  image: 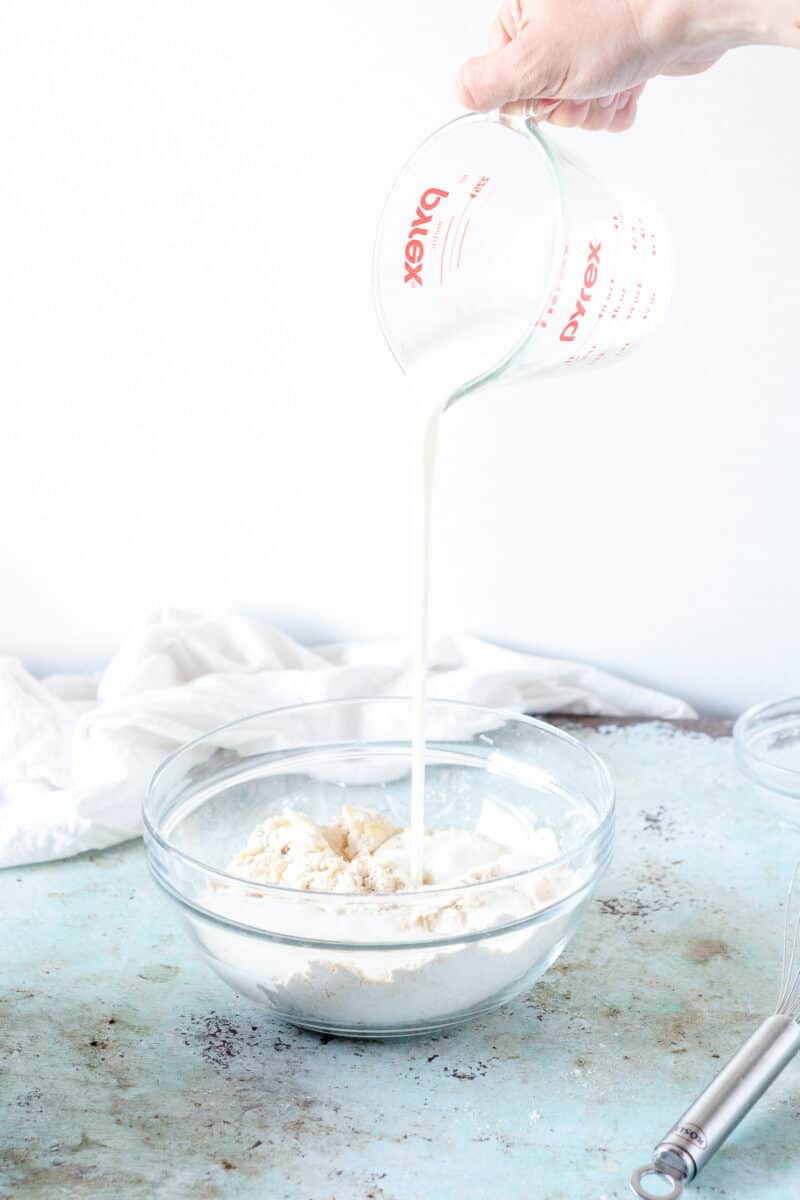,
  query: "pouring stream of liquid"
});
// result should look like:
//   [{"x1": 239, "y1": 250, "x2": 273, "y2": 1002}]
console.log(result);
[{"x1": 408, "y1": 381, "x2": 451, "y2": 887}]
